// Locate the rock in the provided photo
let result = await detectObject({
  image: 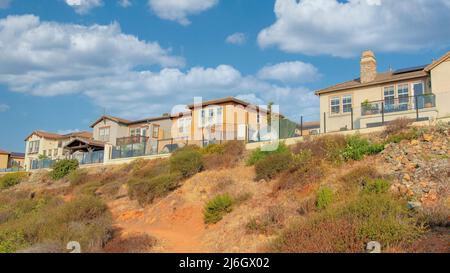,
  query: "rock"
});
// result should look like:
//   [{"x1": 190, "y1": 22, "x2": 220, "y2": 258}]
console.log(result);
[
  {"x1": 407, "y1": 201, "x2": 422, "y2": 210},
  {"x1": 410, "y1": 139, "x2": 420, "y2": 146},
  {"x1": 403, "y1": 173, "x2": 411, "y2": 181},
  {"x1": 423, "y1": 134, "x2": 433, "y2": 142}
]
